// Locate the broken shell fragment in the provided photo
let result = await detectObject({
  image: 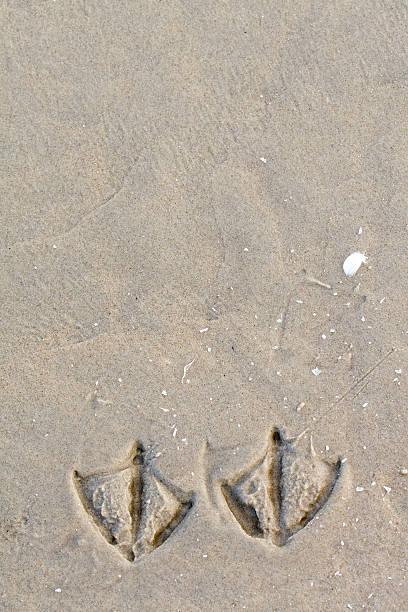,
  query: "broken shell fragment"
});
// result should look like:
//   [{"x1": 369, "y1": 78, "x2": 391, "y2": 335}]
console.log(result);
[{"x1": 342, "y1": 252, "x2": 367, "y2": 277}]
